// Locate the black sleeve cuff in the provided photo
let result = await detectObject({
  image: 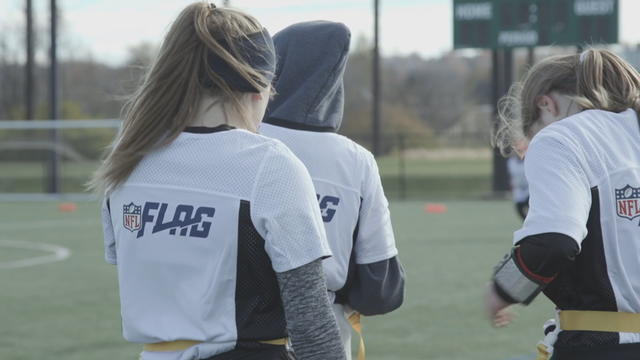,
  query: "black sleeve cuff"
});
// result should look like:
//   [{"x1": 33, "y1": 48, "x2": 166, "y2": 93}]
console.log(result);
[
  {"x1": 516, "y1": 233, "x2": 579, "y2": 278},
  {"x1": 339, "y1": 256, "x2": 406, "y2": 316}
]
